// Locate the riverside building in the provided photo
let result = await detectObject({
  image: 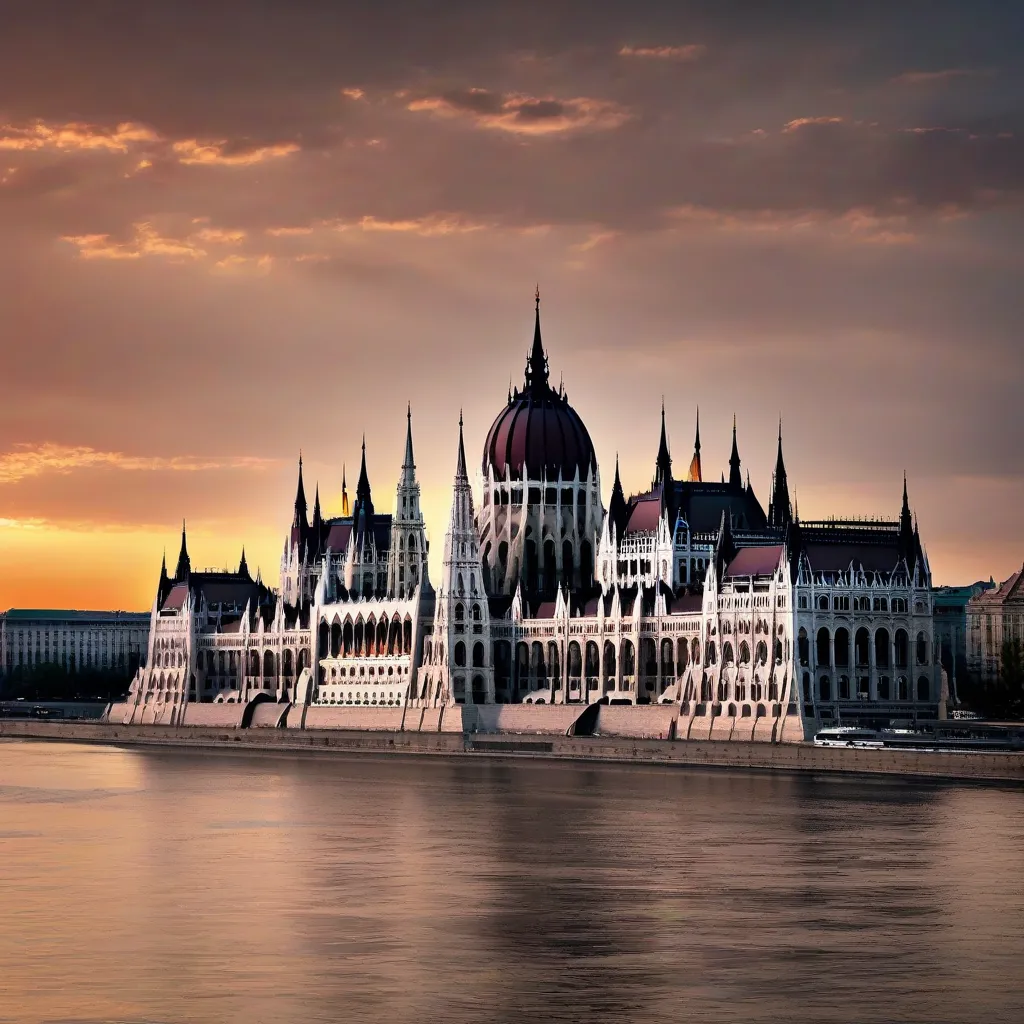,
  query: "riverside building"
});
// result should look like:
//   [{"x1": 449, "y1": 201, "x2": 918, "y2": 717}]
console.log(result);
[
  {"x1": 0, "y1": 609, "x2": 149, "y2": 680},
  {"x1": 117, "y1": 295, "x2": 947, "y2": 737}
]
